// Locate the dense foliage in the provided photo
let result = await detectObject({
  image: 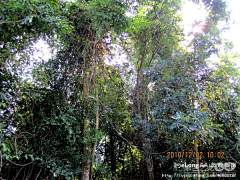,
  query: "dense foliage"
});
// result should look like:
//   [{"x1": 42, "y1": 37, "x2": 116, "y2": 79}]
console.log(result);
[{"x1": 0, "y1": 0, "x2": 239, "y2": 179}]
